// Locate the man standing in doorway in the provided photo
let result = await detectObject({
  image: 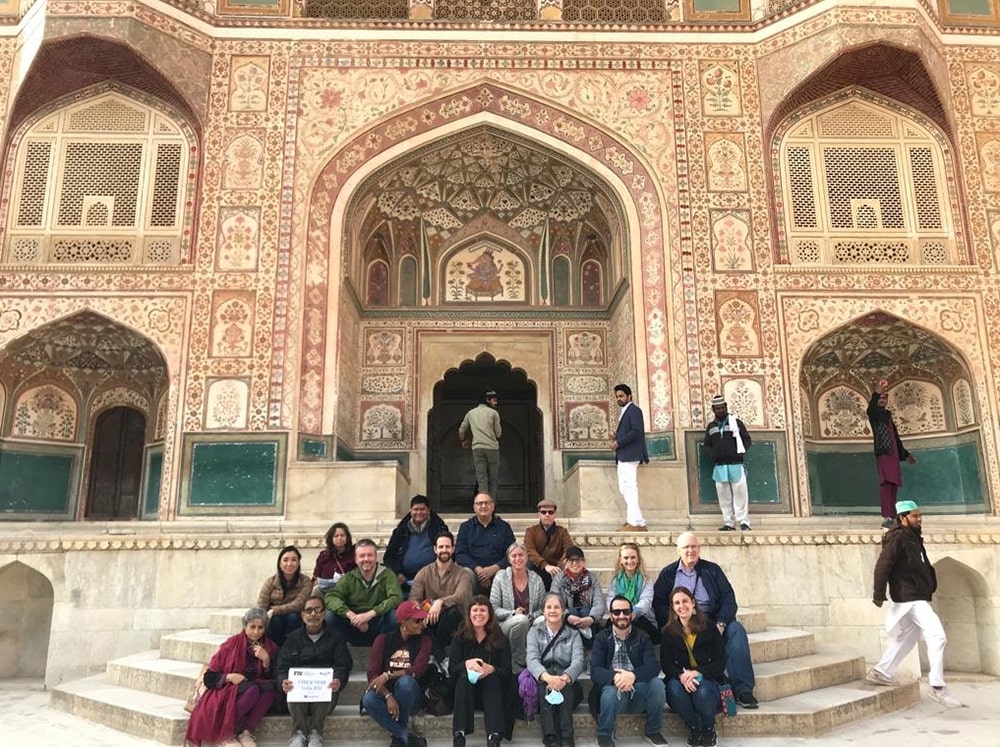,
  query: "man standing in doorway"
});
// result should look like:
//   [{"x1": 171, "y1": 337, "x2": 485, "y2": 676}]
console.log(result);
[
  {"x1": 868, "y1": 379, "x2": 917, "y2": 529},
  {"x1": 609, "y1": 384, "x2": 649, "y2": 532},
  {"x1": 459, "y1": 390, "x2": 502, "y2": 501},
  {"x1": 868, "y1": 500, "x2": 962, "y2": 708},
  {"x1": 704, "y1": 394, "x2": 752, "y2": 531}
]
